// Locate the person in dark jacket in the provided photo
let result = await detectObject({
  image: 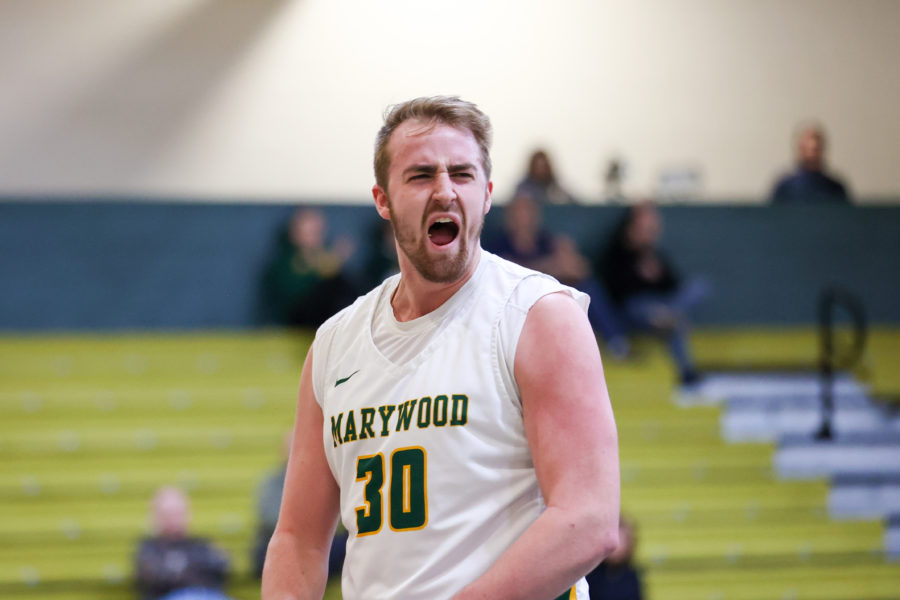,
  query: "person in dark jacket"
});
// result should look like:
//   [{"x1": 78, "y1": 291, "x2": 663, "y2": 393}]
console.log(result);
[
  {"x1": 134, "y1": 487, "x2": 231, "y2": 600},
  {"x1": 771, "y1": 123, "x2": 850, "y2": 204},
  {"x1": 586, "y1": 515, "x2": 644, "y2": 600},
  {"x1": 600, "y1": 201, "x2": 708, "y2": 386}
]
